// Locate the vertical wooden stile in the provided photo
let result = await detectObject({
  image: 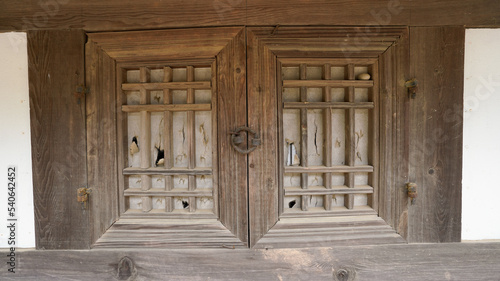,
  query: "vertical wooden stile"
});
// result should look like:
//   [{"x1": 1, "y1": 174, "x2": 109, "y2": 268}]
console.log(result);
[
  {"x1": 163, "y1": 66, "x2": 174, "y2": 212},
  {"x1": 299, "y1": 64, "x2": 309, "y2": 211},
  {"x1": 323, "y1": 64, "x2": 333, "y2": 211},
  {"x1": 344, "y1": 64, "x2": 355, "y2": 209},
  {"x1": 139, "y1": 67, "x2": 152, "y2": 212},
  {"x1": 211, "y1": 61, "x2": 219, "y2": 217},
  {"x1": 368, "y1": 63, "x2": 379, "y2": 211},
  {"x1": 117, "y1": 68, "x2": 127, "y2": 215},
  {"x1": 186, "y1": 66, "x2": 197, "y2": 212}
]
